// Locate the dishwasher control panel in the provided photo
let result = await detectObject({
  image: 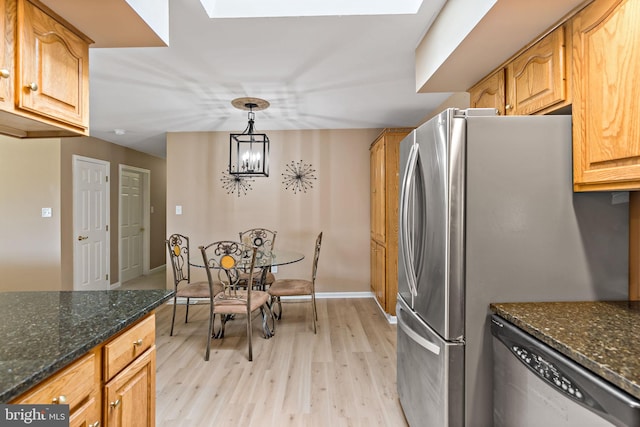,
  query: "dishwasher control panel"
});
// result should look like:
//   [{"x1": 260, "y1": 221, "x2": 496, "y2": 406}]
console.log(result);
[{"x1": 511, "y1": 345, "x2": 584, "y2": 401}]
